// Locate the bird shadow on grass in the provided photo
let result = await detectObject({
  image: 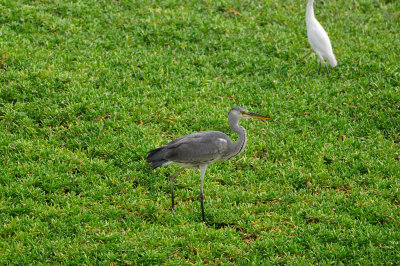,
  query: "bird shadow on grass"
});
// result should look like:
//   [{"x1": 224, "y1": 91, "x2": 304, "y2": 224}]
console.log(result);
[
  {"x1": 209, "y1": 221, "x2": 240, "y2": 230},
  {"x1": 203, "y1": 216, "x2": 245, "y2": 232}
]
